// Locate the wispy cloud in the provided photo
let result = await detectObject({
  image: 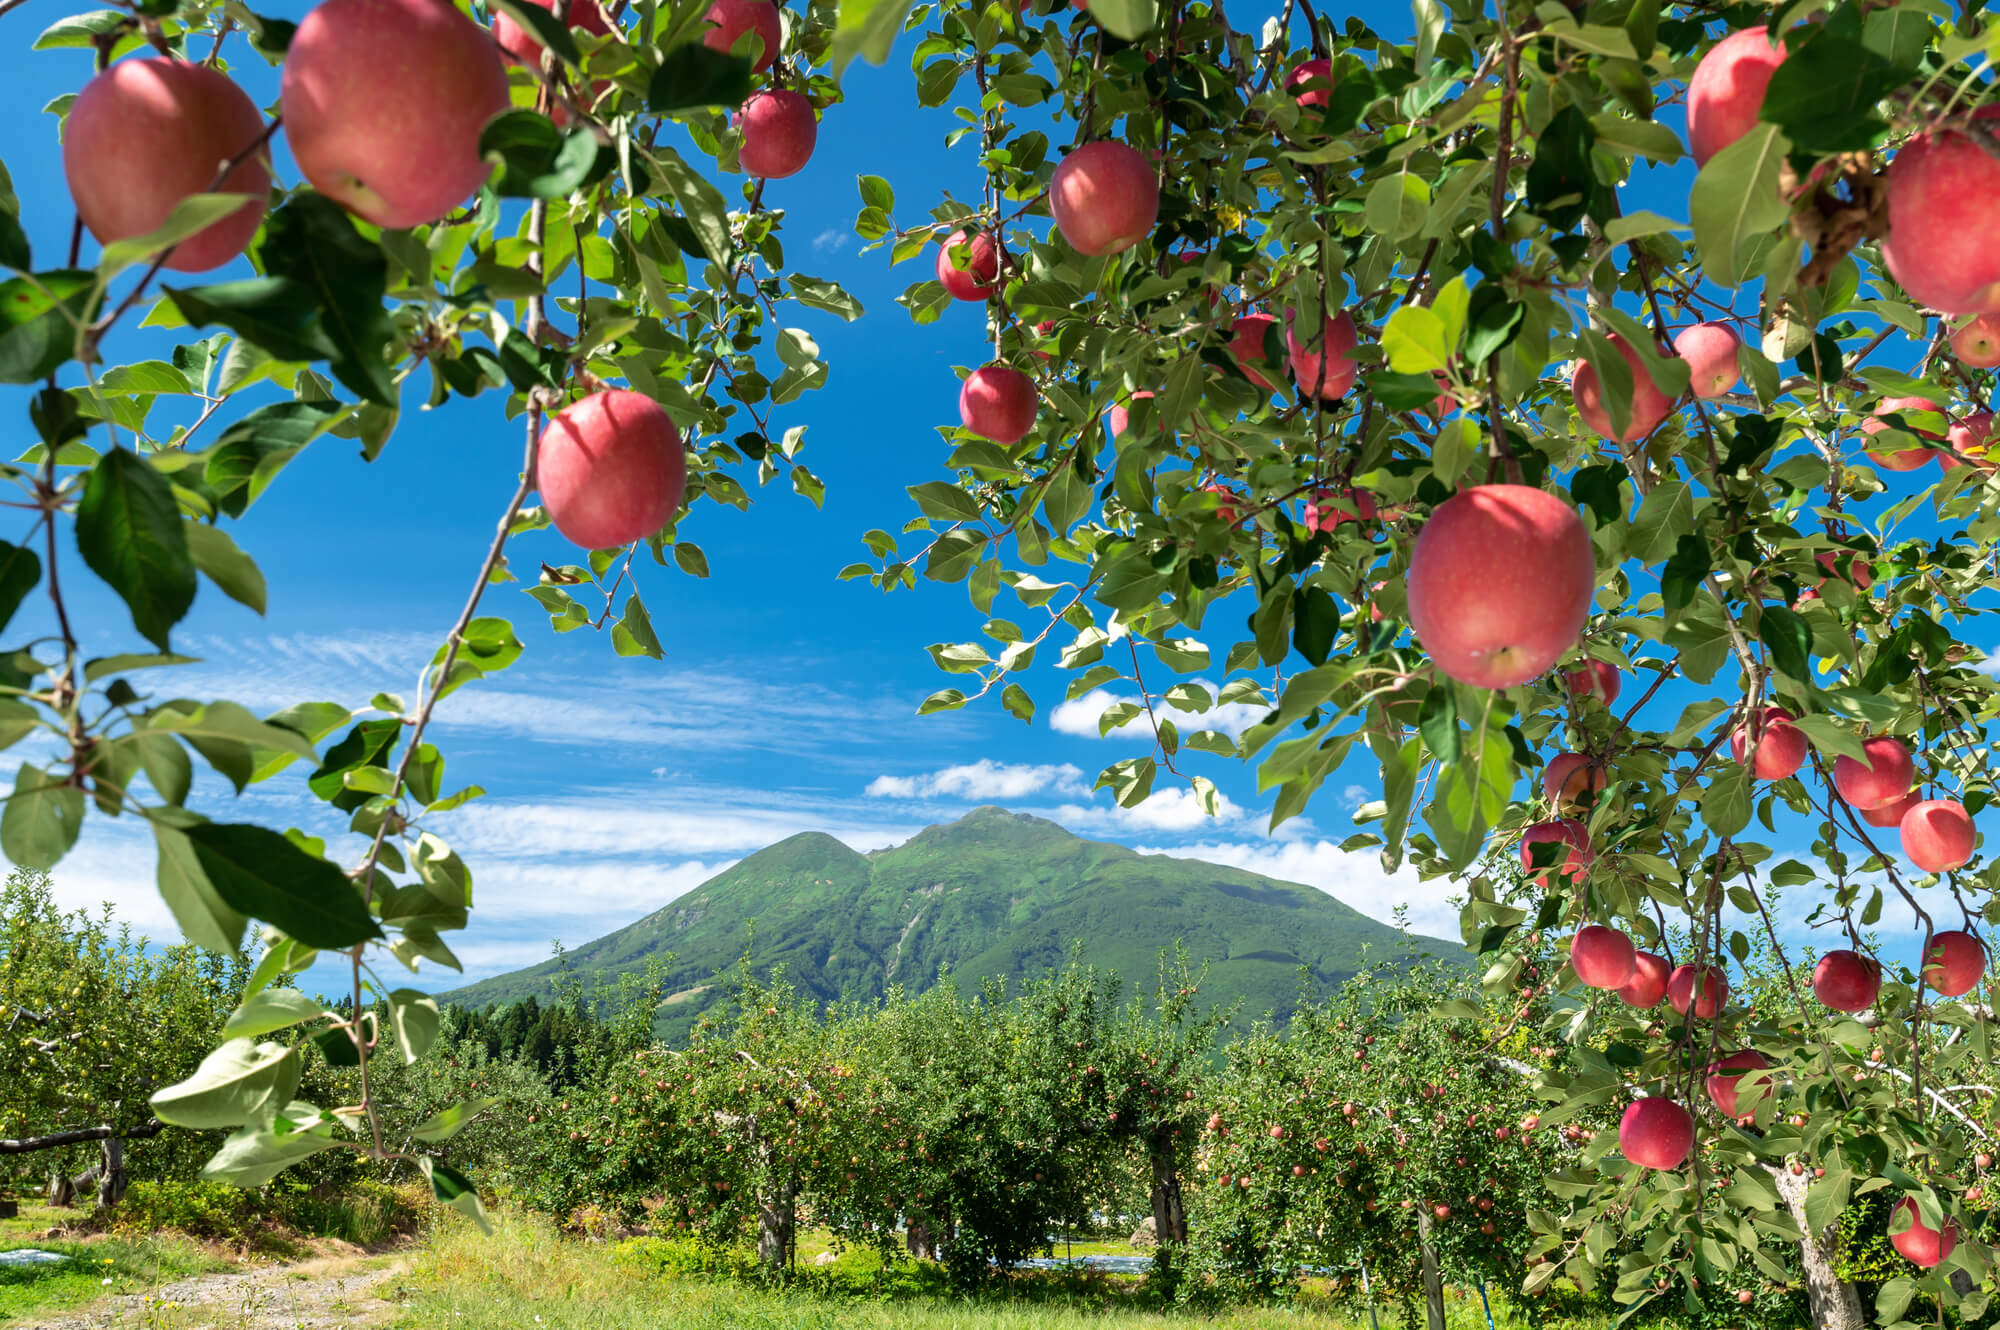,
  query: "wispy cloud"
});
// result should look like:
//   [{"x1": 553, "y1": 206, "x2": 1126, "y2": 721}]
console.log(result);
[
  {"x1": 1049, "y1": 682, "x2": 1266, "y2": 741},
  {"x1": 1053, "y1": 786, "x2": 1246, "y2": 833},
  {"x1": 811, "y1": 229, "x2": 850, "y2": 253},
  {"x1": 867, "y1": 759, "x2": 1090, "y2": 801}
]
